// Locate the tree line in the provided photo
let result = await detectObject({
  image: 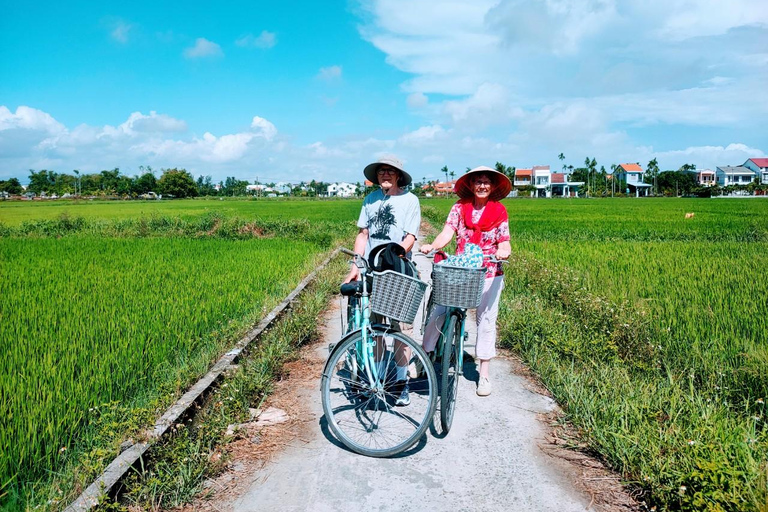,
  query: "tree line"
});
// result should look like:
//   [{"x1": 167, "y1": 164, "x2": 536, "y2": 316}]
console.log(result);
[{"x1": 0, "y1": 168, "x2": 354, "y2": 199}]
